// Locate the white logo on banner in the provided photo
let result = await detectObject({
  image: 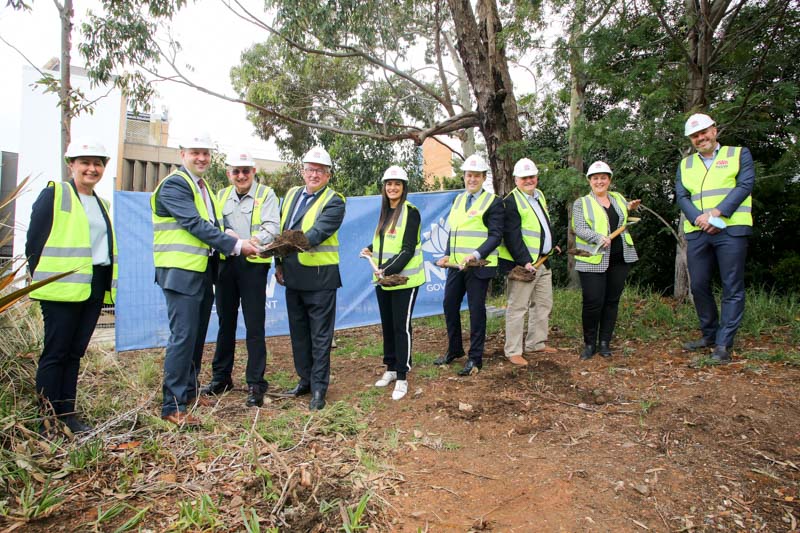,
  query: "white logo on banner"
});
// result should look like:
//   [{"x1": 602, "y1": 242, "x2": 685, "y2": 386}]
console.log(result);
[{"x1": 421, "y1": 217, "x2": 449, "y2": 291}]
